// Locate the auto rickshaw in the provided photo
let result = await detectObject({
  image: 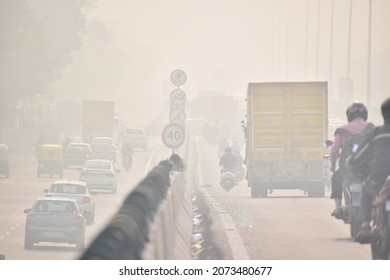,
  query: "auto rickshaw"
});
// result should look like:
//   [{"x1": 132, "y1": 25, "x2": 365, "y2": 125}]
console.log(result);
[
  {"x1": 0, "y1": 144, "x2": 10, "y2": 179},
  {"x1": 37, "y1": 144, "x2": 63, "y2": 178}
]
